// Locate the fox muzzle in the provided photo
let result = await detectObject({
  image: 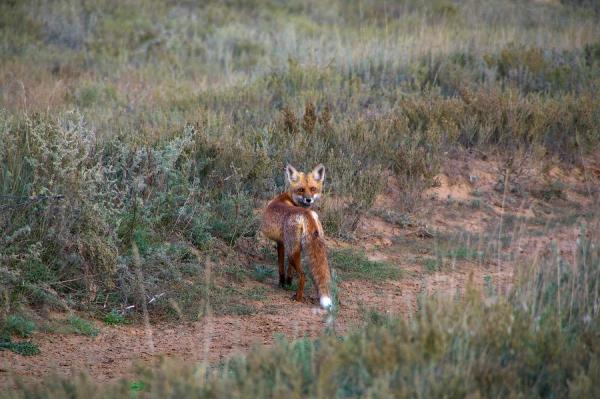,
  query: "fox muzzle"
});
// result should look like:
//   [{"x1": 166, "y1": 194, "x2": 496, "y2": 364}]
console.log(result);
[{"x1": 298, "y1": 197, "x2": 314, "y2": 207}]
